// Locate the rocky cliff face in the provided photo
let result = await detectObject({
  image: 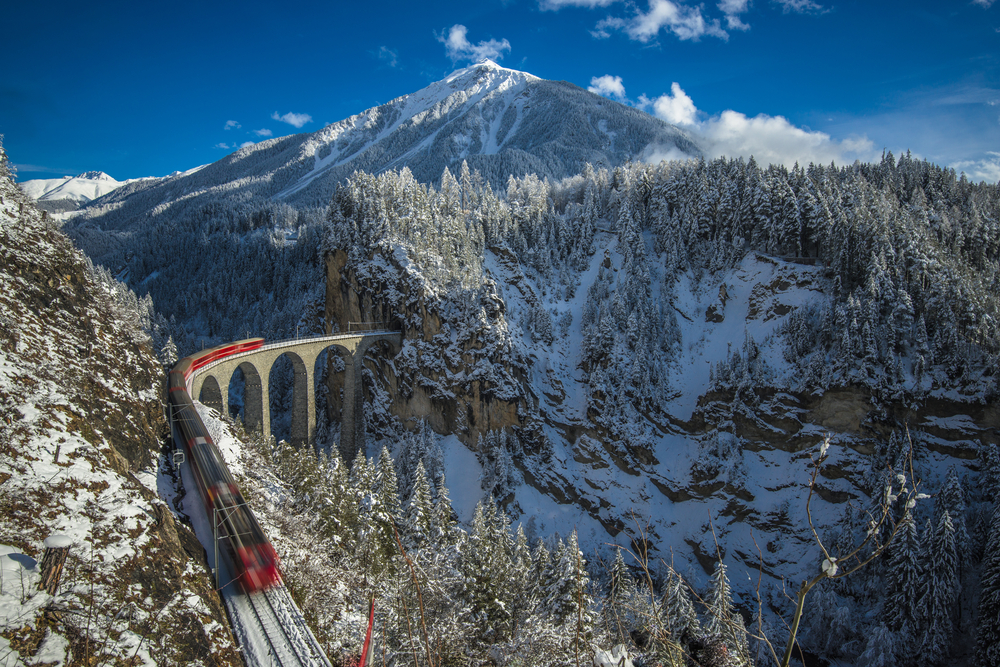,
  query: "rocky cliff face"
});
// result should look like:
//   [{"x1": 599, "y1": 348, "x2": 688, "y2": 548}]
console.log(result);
[
  {"x1": 0, "y1": 147, "x2": 240, "y2": 667},
  {"x1": 324, "y1": 248, "x2": 532, "y2": 450}
]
